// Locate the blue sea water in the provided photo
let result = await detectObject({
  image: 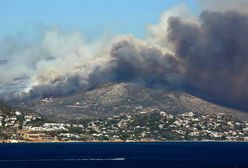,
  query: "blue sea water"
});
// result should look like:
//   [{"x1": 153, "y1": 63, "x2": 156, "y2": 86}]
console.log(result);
[{"x1": 0, "y1": 142, "x2": 247, "y2": 168}]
